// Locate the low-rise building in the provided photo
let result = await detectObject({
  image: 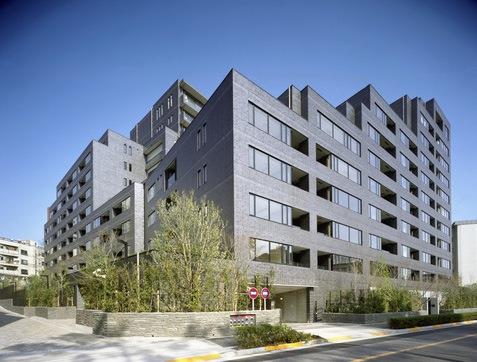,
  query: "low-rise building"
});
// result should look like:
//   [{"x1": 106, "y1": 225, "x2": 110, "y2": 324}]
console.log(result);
[{"x1": 0, "y1": 237, "x2": 44, "y2": 282}]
